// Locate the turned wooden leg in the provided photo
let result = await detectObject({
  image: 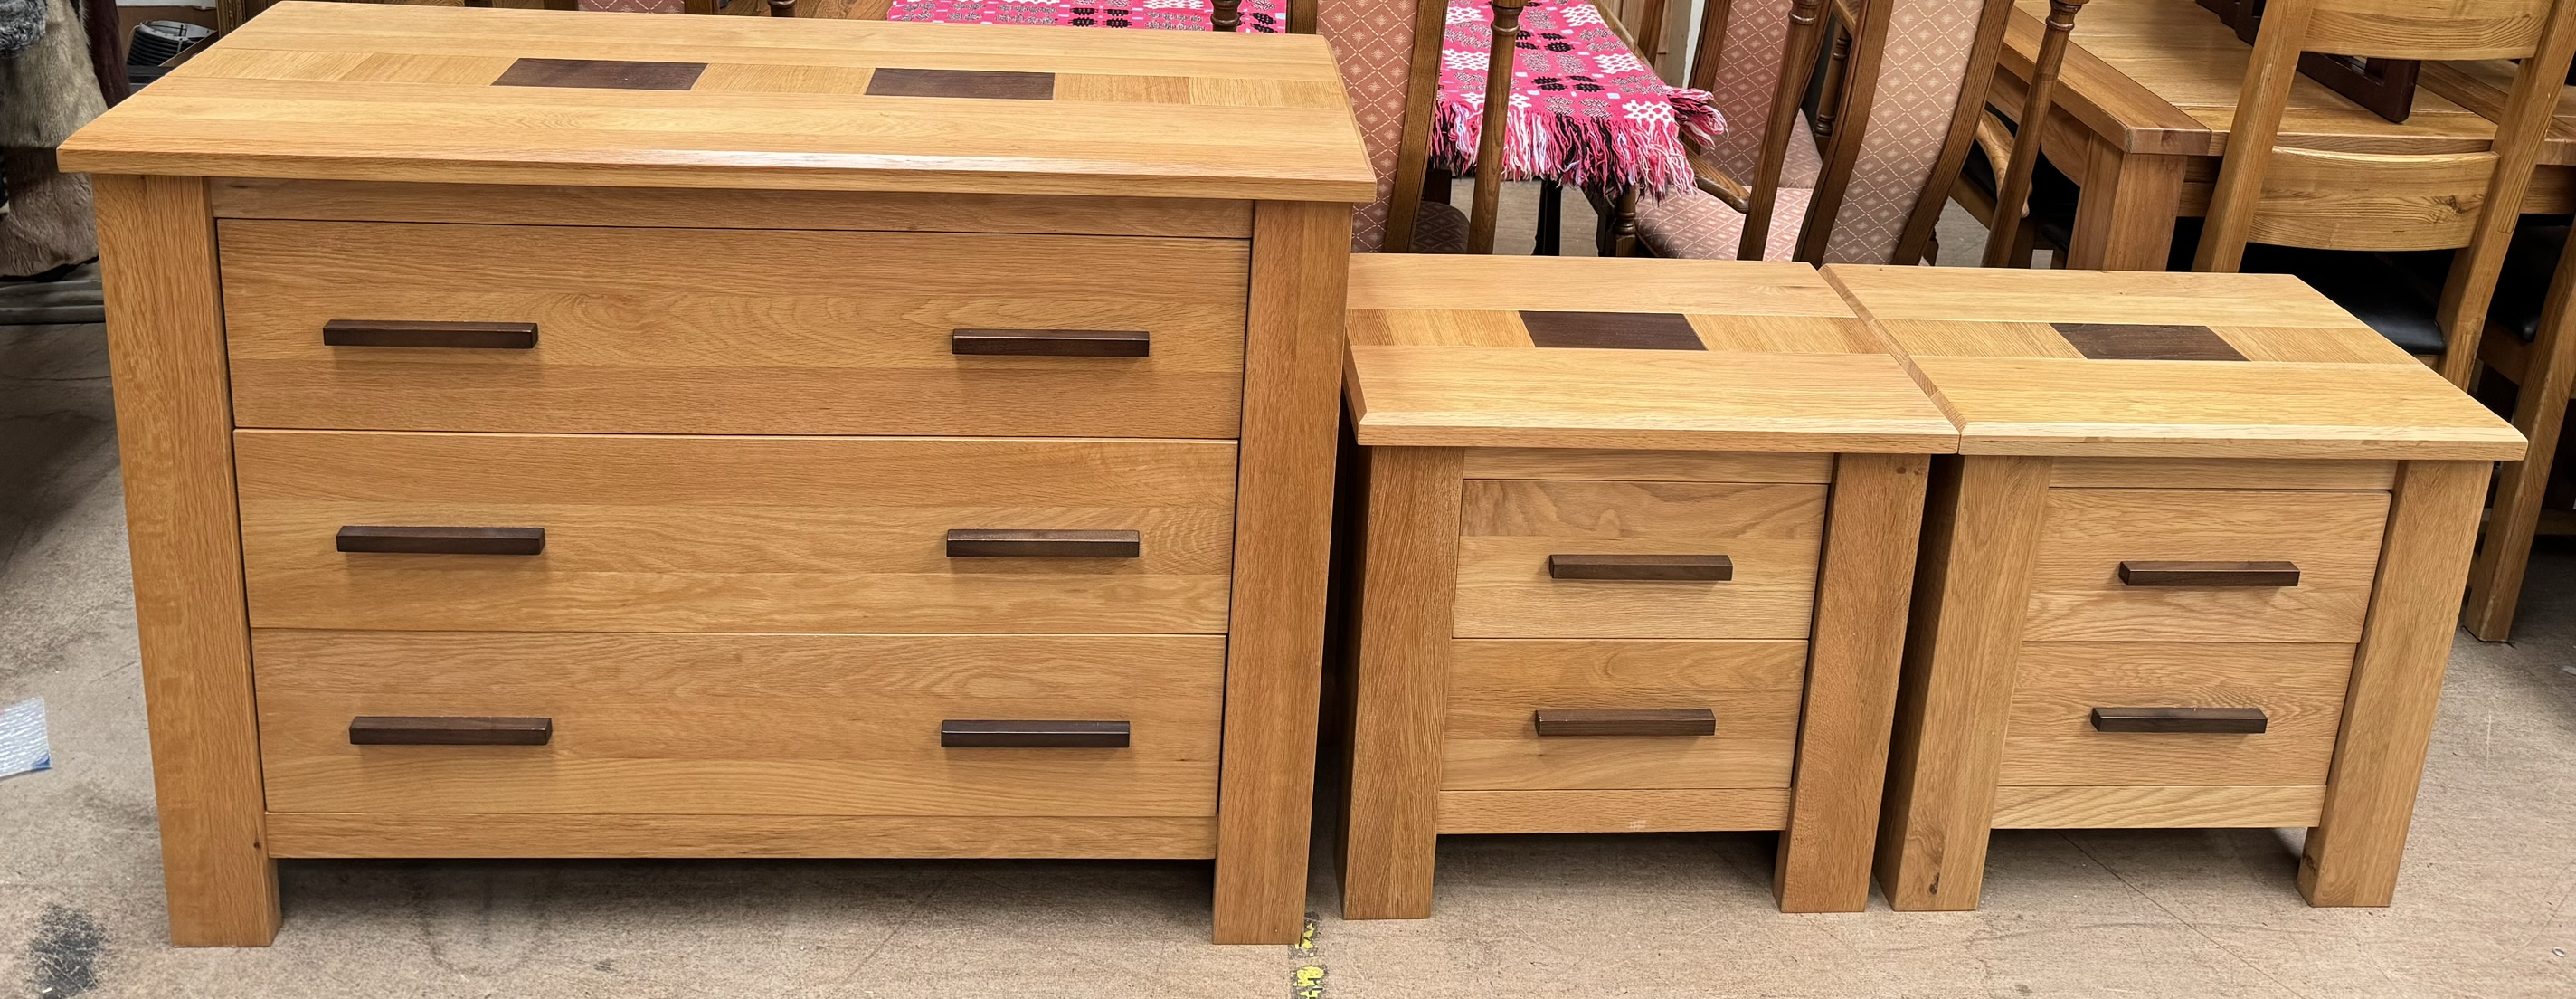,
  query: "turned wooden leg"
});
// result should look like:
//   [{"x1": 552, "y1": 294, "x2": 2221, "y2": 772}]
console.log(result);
[
  {"x1": 1214, "y1": 0, "x2": 1242, "y2": 31},
  {"x1": 1338, "y1": 447, "x2": 1463, "y2": 919},
  {"x1": 768, "y1": 0, "x2": 796, "y2": 16}
]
